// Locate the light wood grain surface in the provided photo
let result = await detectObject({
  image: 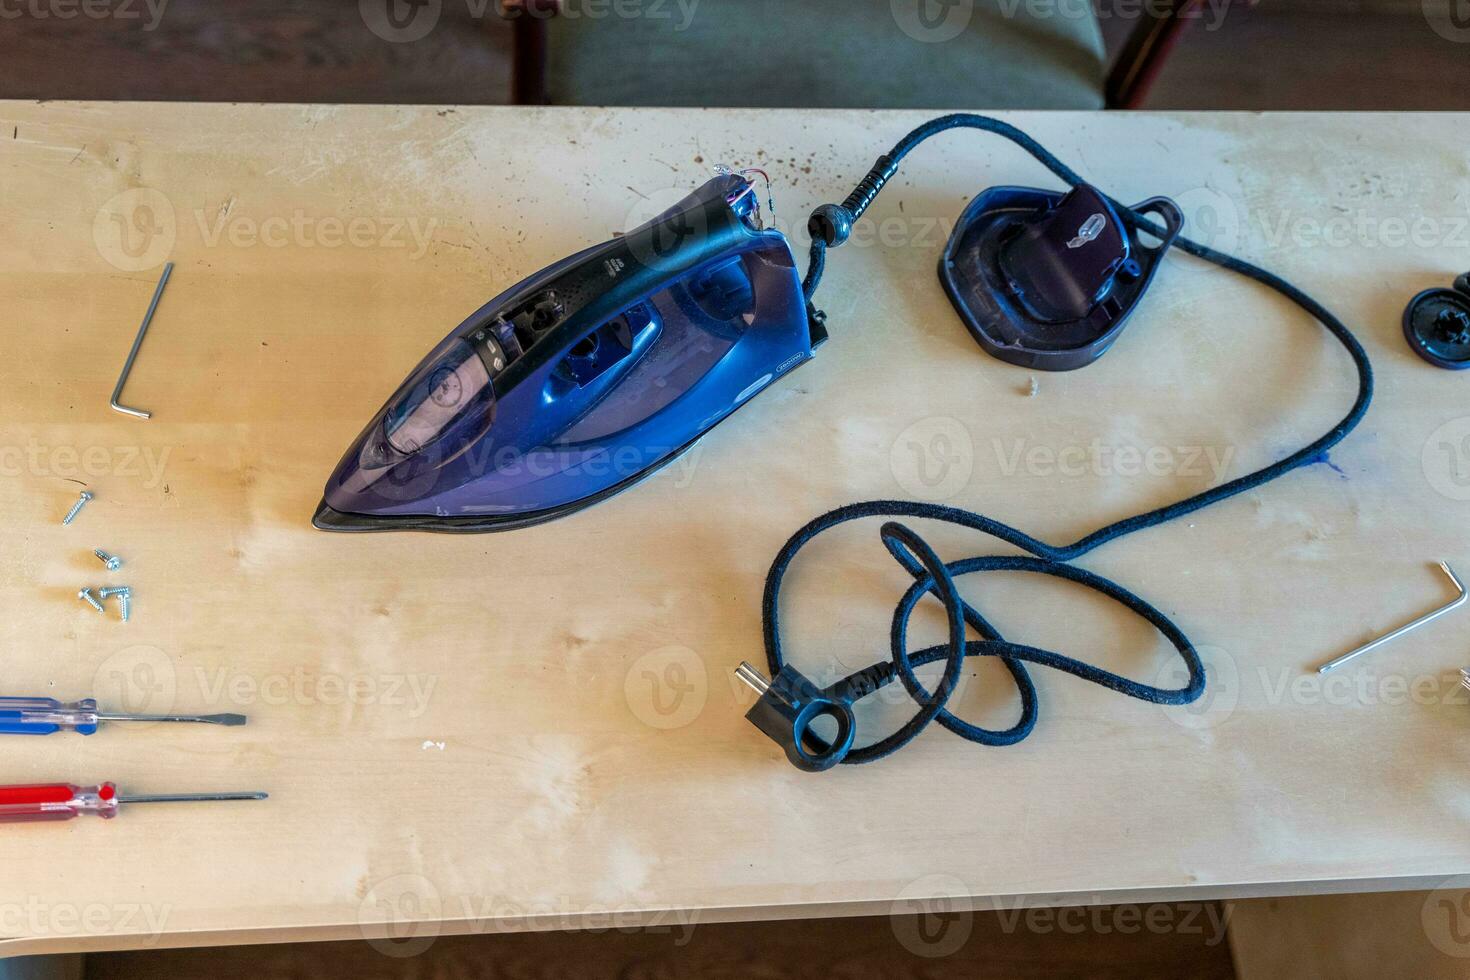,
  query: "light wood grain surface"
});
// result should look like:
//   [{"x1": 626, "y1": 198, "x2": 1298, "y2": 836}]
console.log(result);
[{"x1": 1, "y1": 103, "x2": 1468, "y2": 957}]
